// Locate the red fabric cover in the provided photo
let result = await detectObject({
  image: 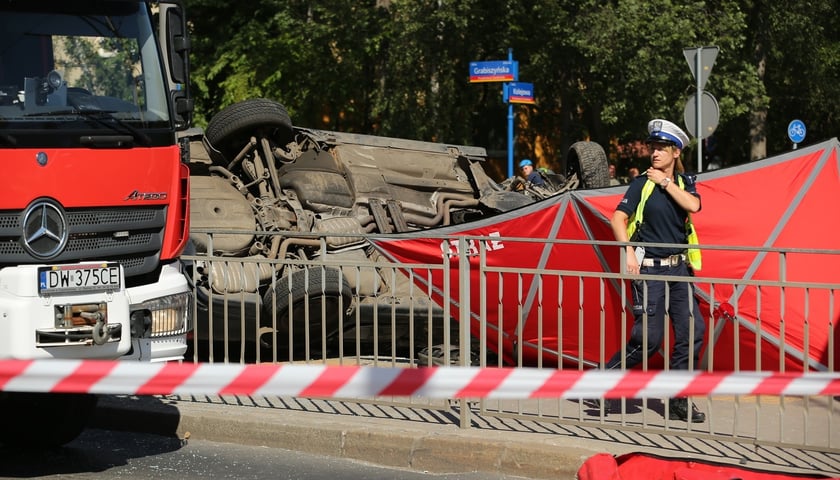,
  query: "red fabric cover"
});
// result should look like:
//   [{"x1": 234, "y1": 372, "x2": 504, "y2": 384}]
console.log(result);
[
  {"x1": 373, "y1": 140, "x2": 840, "y2": 371},
  {"x1": 577, "y1": 452, "x2": 839, "y2": 480},
  {"x1": 577, "y1": 453, "x2": 620, "y2": 480}
]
